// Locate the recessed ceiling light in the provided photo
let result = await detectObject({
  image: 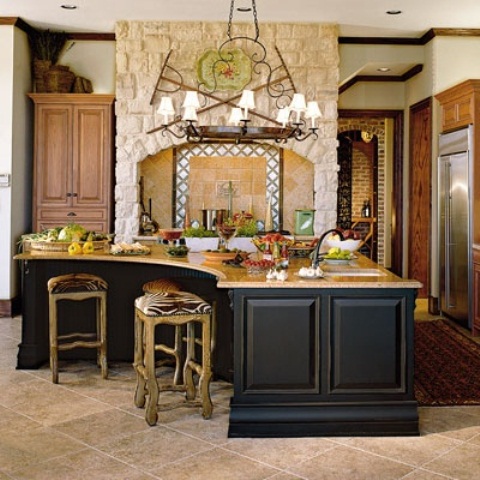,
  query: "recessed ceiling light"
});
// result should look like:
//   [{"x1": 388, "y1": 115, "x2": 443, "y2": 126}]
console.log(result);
[
  {"x1": 61, "y1": 4, "x2": 78, "y2": 10},
  {"x1": 386, "y1": 10, "x2": 402, "y2": 15},
  {"x1": 377, "y1": 67, "x2": 391, "y2": 72}
]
